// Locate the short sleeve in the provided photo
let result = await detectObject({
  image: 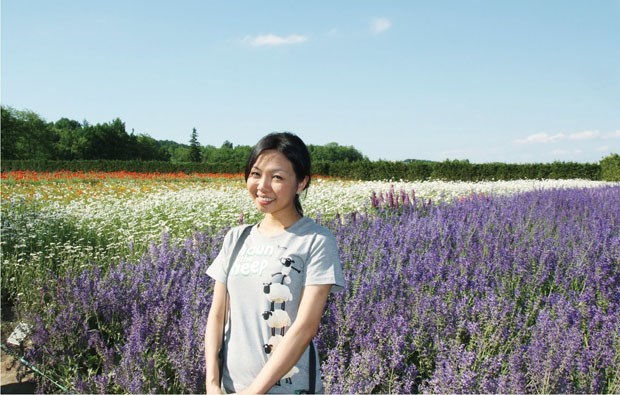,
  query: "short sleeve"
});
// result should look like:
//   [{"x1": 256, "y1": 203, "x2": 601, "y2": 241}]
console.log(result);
[
  {"x1": 305, "y1": 230, "x2": 345, "y2": 293},
  {"x1": 206, "y1": 228, "x2": 234, "y2": 284}
]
